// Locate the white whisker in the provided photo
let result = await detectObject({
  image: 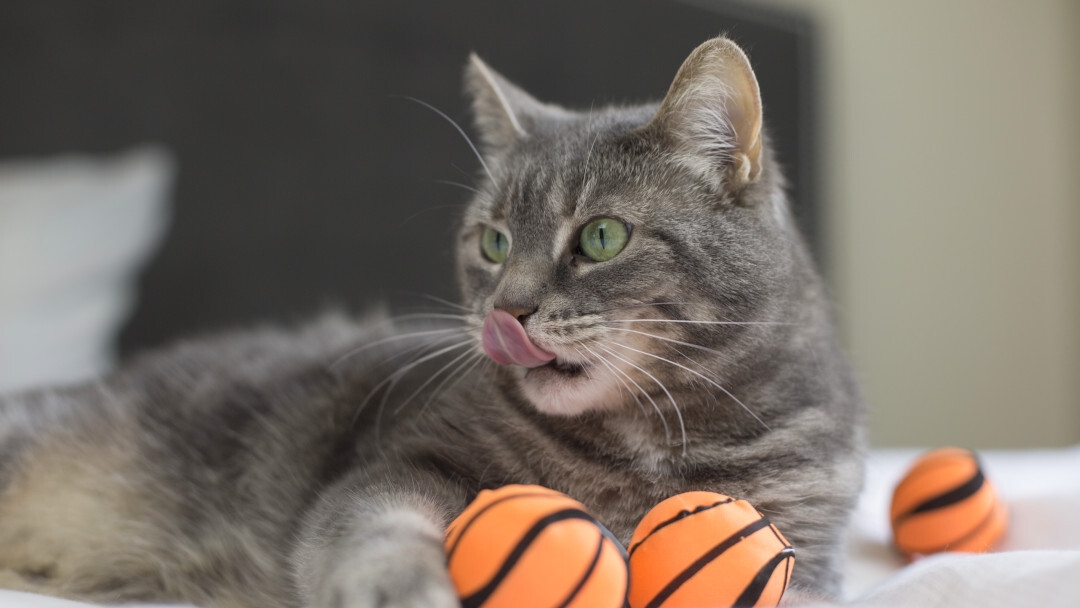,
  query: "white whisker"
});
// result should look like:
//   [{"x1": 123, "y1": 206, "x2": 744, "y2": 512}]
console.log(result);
[
  {"x1": 598, "y1": 345, "x2": 687, "y2": 456},
  {"x1": 396, "y1": 95, "x2": 495, "y2": 184},
  {"x1": 599, "y1": 326, "x2": 733, "y2": 360},
  {"x1": 608, "y1": 341, "x2": 770, "y2": 431},
  {"x1": 330, "y1": 327, "x2": 465, "y2": 370},
  {"x1": 579, "y1": 104, "x2": 599, "y2": 184},
  {"x1": 352, "y1": 339, "x2": 473, "y2": 427},
  {"x1": 393, "y1": 346, "x2": 476, "y2": 415},
  {"x1": 571, "y1": 347, "x2": 597, "y2": 381},
  {"x1": 394, "y1": 292, "x2": 474, "y2": 314},
  {"x1": 370, "y1": 339, "x2": 476, "y2": 455},
  {"x1": 432, "y1": 179, "x2": 481, "y2": 195},
  {"x1": 594, "y1": 301, "x2": 693, "y2": 315},
  {"x1": 580, "y1": 343, "x2": 656, "y2": 430},
  {"x1": 416, "y1": 294, "x2": 473, "y2": 313},
  {"x1": 383, "y1": 333, "x2": 470, "y2": 368},
  {"x1": 388, "y1": 312, "x2": 472, "y2": 323},
  {"x1": 668, "y1": 346, "x2": 727, "y2": 393},
  {"x1": 419, "y1": 351, "x2": 489, "y2": 416},
  {"x1": 606, "y1": 319, "x2": 794, "y2": 326}
]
